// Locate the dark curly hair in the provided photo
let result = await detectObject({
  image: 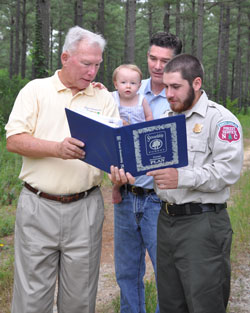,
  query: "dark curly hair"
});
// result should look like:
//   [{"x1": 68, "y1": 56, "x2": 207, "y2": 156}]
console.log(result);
[{"x1": 150, "y1": 32, "x2": 182, "y2": 56}]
